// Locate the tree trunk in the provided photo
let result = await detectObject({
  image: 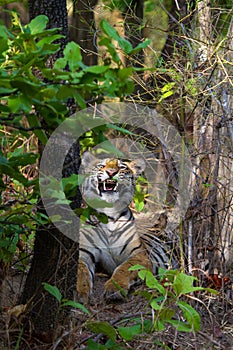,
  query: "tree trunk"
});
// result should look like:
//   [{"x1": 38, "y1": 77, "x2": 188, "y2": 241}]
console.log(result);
[
  {"x1": 211, "y1": 16, "x2": 233, "y2": 275},
  {"x1": 123, "y1": 0, "x2": 144, "y2": 67},
  {"x1": 160, "y1": 0, "x2": 193, "y2": 61},
  {"x1": 192, "y1": 1, "x2": 233, "y2": 277},
  {"x1": 70, "y1": 0, "x2": 98, "y2": 66},
  {"x1": 19, "y1": 0, "x2": 81, "y2": 341}
]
